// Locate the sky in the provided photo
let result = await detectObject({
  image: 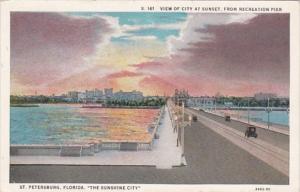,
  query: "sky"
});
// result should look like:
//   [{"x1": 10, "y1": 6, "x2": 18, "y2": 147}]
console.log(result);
[{"x1": 11, "y1": 12, "x2": 290, "y2": 97}]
